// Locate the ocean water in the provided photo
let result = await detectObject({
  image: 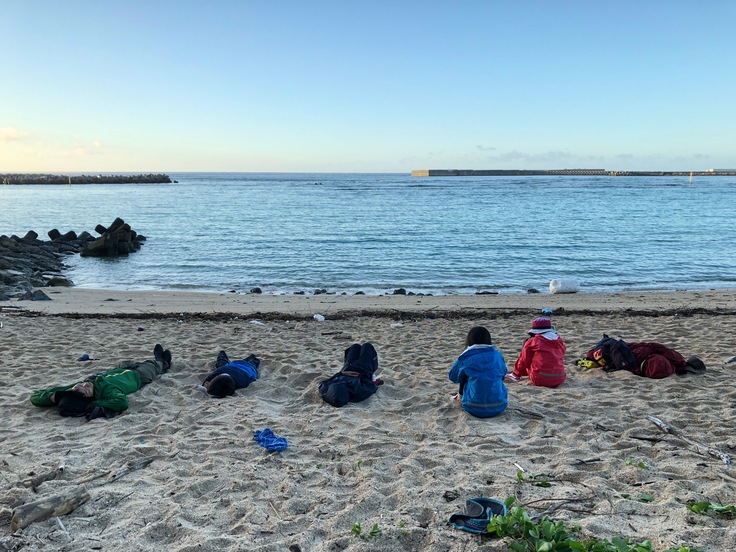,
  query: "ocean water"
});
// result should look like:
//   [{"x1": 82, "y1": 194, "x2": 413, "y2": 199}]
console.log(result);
[{"x1": 2, "y1": 172, "x2": 735, "y2": 295}]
